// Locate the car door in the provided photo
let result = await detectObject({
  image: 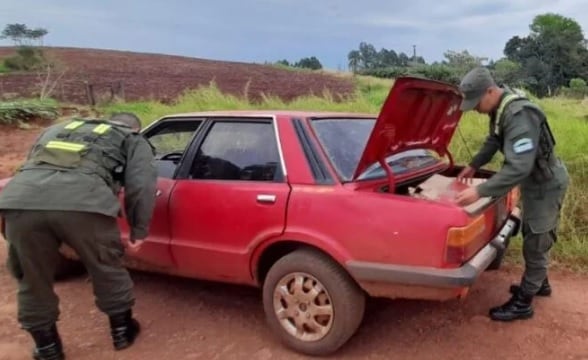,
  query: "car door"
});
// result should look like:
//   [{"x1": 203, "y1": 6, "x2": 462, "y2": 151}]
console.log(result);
[
  {"x1": 168, "y1": 117, "x2": 291, "y2": 284},
  {"x1": 117, "y1": 118, "x2": 203, "y2": 269}
]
